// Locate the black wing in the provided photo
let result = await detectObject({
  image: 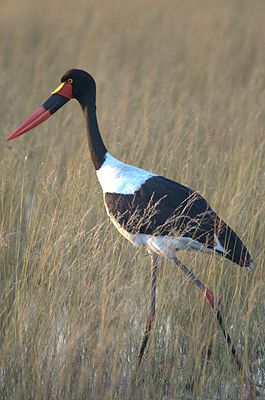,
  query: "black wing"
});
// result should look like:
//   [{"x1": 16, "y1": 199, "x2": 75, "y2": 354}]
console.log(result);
[{"x1": 105, "y1": 176, "x2": 253, "y2": 268}]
